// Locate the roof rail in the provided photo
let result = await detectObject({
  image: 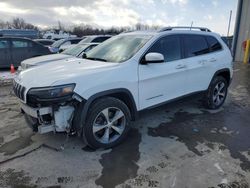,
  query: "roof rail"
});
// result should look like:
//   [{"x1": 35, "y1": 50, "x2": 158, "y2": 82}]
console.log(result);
[{"x1": 159, "y1": 26, "x2": 211, "y2": 32}]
